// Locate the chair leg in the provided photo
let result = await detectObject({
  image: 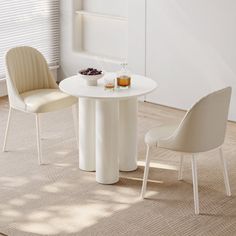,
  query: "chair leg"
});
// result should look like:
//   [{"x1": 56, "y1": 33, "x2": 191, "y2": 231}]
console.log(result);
[
  {"x1": 178, "y1": 154, "x2": 184, "y2": 180},
  {"x1": 72, "y1": 103, "x2": 79, "y2": 148},
  {"x1": 35, "y1": 114, "x2": 42, "y2": 165},
  {"x1": 191, "y1": 154, "x2": 199, "y2": 215},
  {"x1": 219, "y1": 148, "x2": 231, "y2": 196},
  {"x1": 2, "y1": 107, "x2": 13, "y2": 152},
  {"x1": 141, "y1": 145, "x2": 151, "y2": 199}
]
